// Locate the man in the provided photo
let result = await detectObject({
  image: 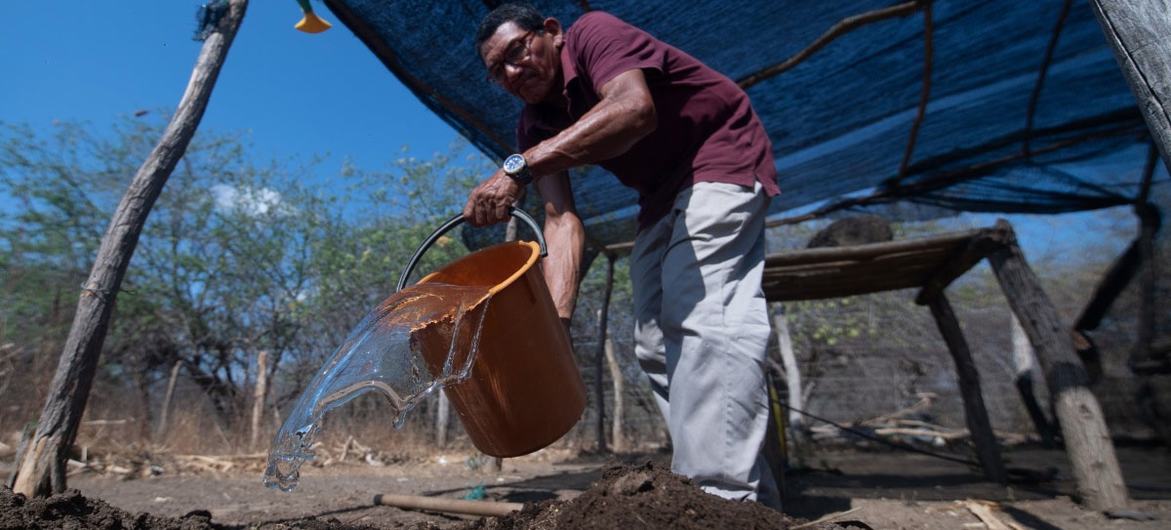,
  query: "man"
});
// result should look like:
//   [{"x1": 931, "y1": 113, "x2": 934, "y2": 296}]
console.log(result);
[{"x1": 464, "y1": 3, "x2": 780, "y2": 506}]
